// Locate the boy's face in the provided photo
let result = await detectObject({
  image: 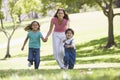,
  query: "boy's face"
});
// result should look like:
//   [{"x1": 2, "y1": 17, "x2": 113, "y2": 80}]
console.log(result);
[{"x1": 66, "y1": 31, "x2": 73, "y2": 39}]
